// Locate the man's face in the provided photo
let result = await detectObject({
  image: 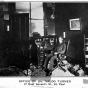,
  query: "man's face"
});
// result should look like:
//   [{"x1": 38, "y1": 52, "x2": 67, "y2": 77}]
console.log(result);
[{"x1": 59, "y1": 37, "x2": 63, "y2": 44}]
